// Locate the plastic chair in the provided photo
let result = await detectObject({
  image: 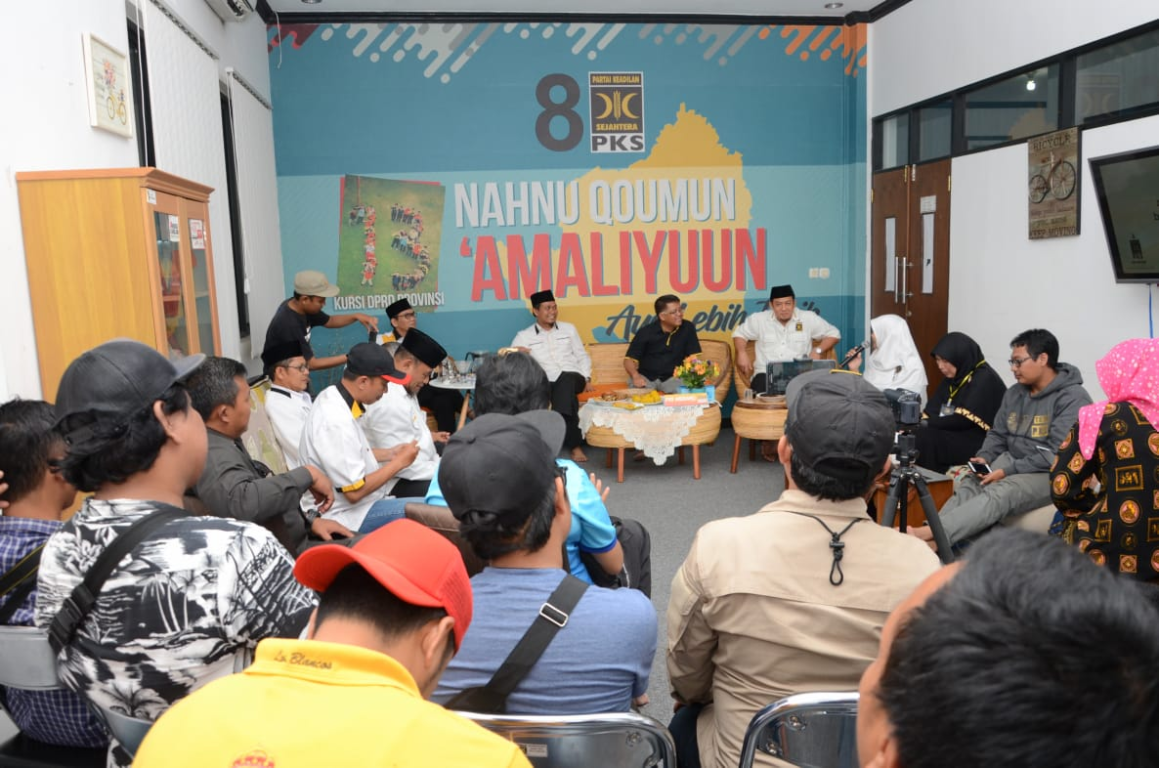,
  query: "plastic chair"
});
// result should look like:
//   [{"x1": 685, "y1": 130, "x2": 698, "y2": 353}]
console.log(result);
[
  {"x1": 455, "y1": 711, "x2": 675, "y2": 768},
  {"x1": 92, "y1": 707, "x2": 150, "y2": 759},
  {"x1": 0, "y1": 626, "x2": 106, "y2": 767},
  {"x1": 737, "y1": 691, "x2": 859, "y2": 768}
]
